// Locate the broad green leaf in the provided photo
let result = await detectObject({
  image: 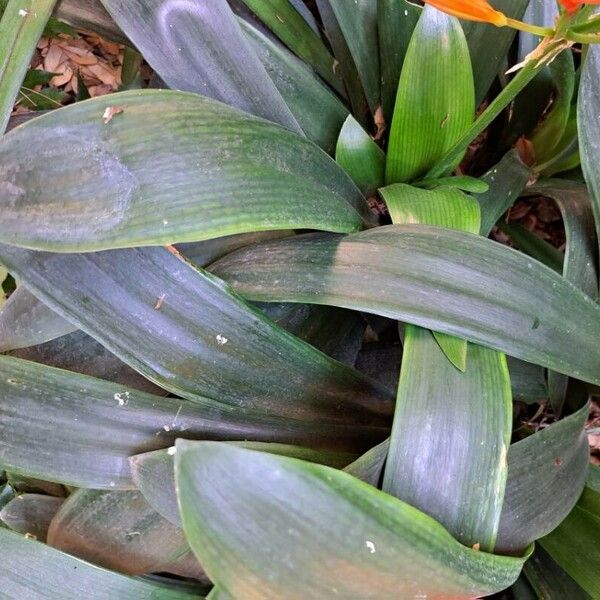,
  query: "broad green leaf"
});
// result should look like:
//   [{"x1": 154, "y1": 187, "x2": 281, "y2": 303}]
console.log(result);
[
  {"x1": 10, "y1": 330, "x2": 168, "y2": 395},
  {"x1": 524, "y1": 546, "x2": 591, "y2": 599},
  {"x1": 378, "y1": 0, "x2": 420, "y2": 122},
  {"x1": 47, "y1": 489, "x2": 203, "y2": 578},
  {"x1": 239, "y1": 0, "x2": 344, "y2": 95},
  {"x1": 570, "y1": 47, "x2": 600, "y2": 269},
  {"x1": 0, "y1": 528, "x2": 199, "y2": 599},
  {"x1": 0, "y1": 0, "x2": 57, "y2": 135},
  {"x1": 176, "y1": 442, "x2": 528, "y2": 599},
  {"x1": 0, "y1": 245, "x2": 392, "y2": 427},
  {"x1": 0, "y1": 494, "x2": 63, "y2": 542},
  {"x1": 495, "y1": 403, "x2": 590, "y2": 554},
  {"x1": 539, "y1": 485, "x2": 600, "y2": 597},
  {"x1": 383, "y1": 327, "x2": 511, "y2": 552},
  {"x1": 477, "y1": 149, "x2": 532, "y2": 236},
  {"x1": 463, "y1": 0, "x2": 529, "y2": 103},
  {"x1": 0, "y1": 285, "x2": 76, "y2": 351},
  {"x1": 130, "y1": 443, "x2": 356, "y2": 528},
  {"x1": 386, "y1": 6, "x2": 474, "y2": 183},
  {"x1": 529, "y1": 181, "x2": 598, "y2": 413},
  {"x1": 381, "y1": 184, "x2": 480, "y2": 234},
  {"x1": 206, "y1": 588, "x2": 232, "y2": 600},
  {"x1": 324, "y1": 0, "x2": 379, "y2": 113},
  {"x1": 100, "y1": 0, "x2": 300, "y2": 130},
  {"x1": 209, "y1": 225, "x2": 600, "y2": 385},
  {"x1": 335, "y1": 115, "x2": 385, "y2": 196},
  {"x1": 380, "y1": 183, "x2": 481, "y2": 370},
  {"x1": 0, "y1": 356, "x2": 376, "y2": 489},
  {"x1": 240, "y1": 19, "x2": 349, "y2": 154},
  {"x1": 0, "y1": 90, "x2": 371, "y2": 252}
]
